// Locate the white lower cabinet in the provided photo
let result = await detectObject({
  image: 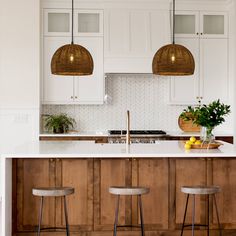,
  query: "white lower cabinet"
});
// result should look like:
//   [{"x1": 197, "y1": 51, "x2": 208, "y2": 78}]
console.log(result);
[
  {"x1": 42, "y1": 37, "x2": 104, "y2": 104},
  {"x1": 170, "y1": 37, "x2": 228, "y2": 105}
]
